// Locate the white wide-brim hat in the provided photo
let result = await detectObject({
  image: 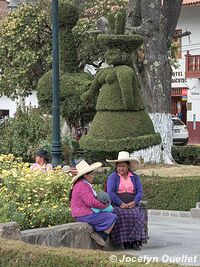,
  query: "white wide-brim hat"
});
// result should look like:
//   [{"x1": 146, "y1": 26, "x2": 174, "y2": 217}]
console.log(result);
[
  {"x1": 72, "y1": 160, "x2": 102, "y2": 184},
  {"x1": 106, "y1": 151, "x2": 141, "y2": 171}
]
